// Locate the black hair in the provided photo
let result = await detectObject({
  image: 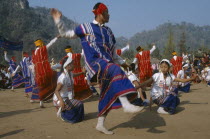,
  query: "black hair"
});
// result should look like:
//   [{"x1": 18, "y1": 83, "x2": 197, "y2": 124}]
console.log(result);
[
  {"x1": 65, "y1": 45, "x2": 72, "y2": 49},
  {"x1": 93, "y1": 2, "x2": 101, "y2": 10},
  {"x1": 136, "y1": 46, "x2": 141, "y2": 52},
  {"x1": 129, "y1": 63, "x2": 136, "y2": 72},
  {"x1": 93, "y1": 3, "x2": 102, "y2": 18}
]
